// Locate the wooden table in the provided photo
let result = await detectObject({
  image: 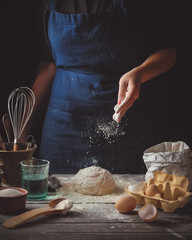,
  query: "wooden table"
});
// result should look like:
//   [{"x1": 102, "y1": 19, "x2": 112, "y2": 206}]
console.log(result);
[{"x1": 0, "y1": 174, "x2": 192, "y2": 240}]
